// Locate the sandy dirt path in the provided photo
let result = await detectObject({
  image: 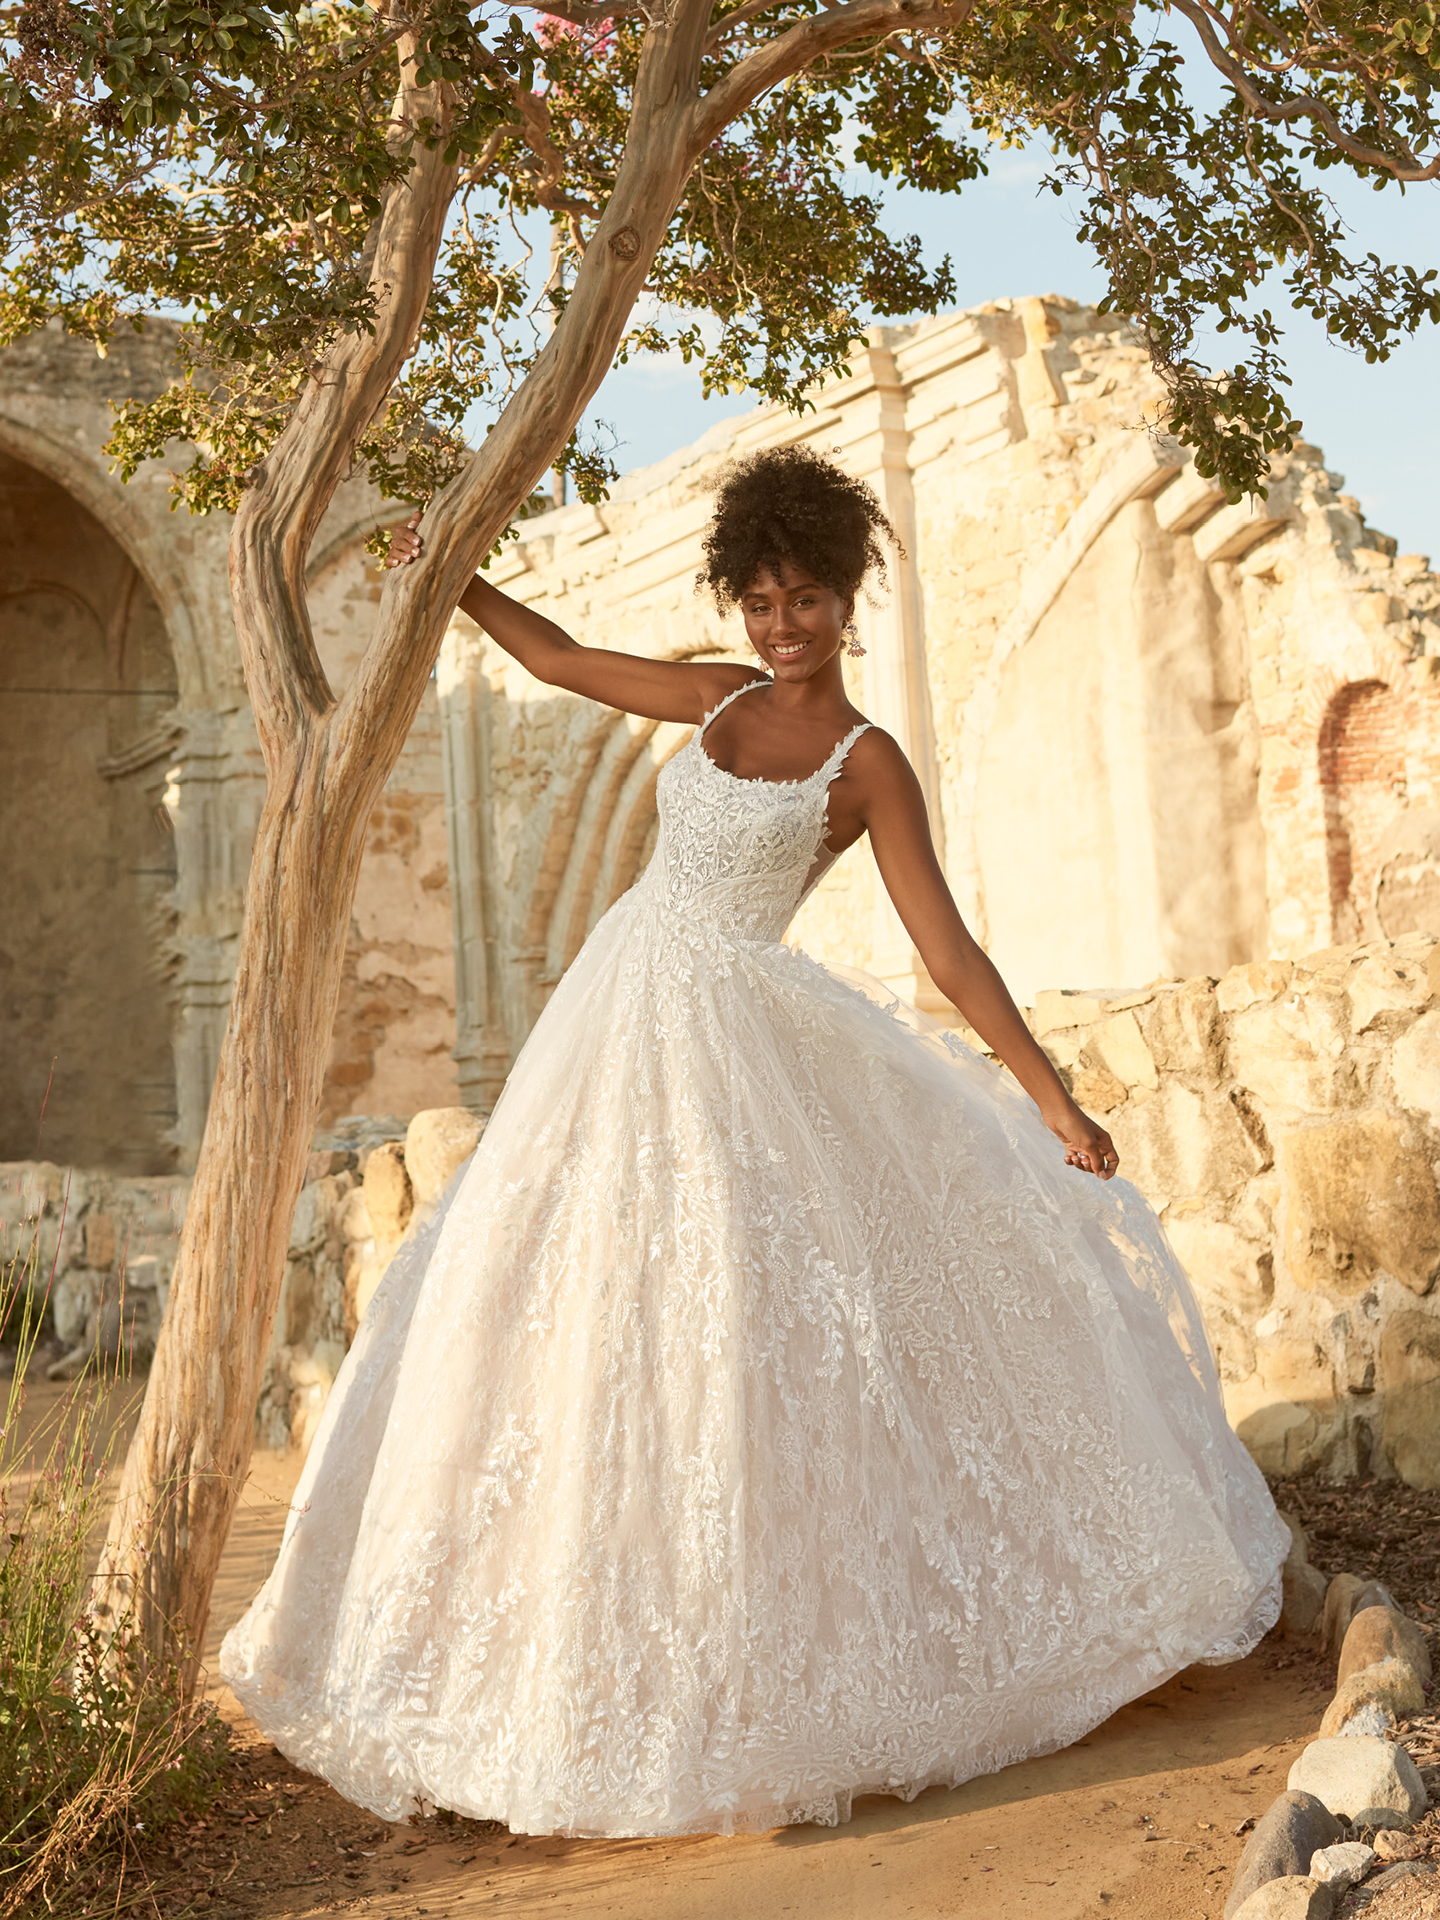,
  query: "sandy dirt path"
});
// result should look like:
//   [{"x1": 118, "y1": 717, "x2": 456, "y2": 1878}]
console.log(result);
[{"x1": 199, "y1": 1446, "x2": 1328, "y2": 1920}]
